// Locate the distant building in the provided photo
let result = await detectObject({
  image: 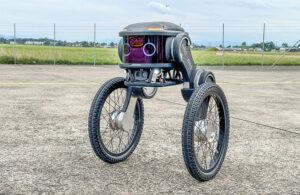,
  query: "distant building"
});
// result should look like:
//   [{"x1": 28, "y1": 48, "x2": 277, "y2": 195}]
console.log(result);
[
  {"x1": 222, "y1": 47, "x2": 242, "y2": 51},
  {"x1": 289, "y1": 48, "x2": 300, "y2": 52},
  {"x1": 224, "y1": 48, "x2": 234, "y2": 51},
  {"x1": 280, "y1": 47, "x2": 300, "y2": 52},
  {"x1": 25, "y1": 41, "x2": 44, "y2": 46},
  {"x1": 9, "y1": 41, "x2": 16, "y2": 44},
  {"x1": 254, "y1": 48, "x2": 262, "y2": 52},
  {"x1": 232, "y1": 47, "x2": 242, "y2": 51},
  {"x1": 71, "y1": 44, "x2": 82, "y2": 47},
  {"x1": 280, "y1": 48, "x2": 287, "y2": 52}
]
